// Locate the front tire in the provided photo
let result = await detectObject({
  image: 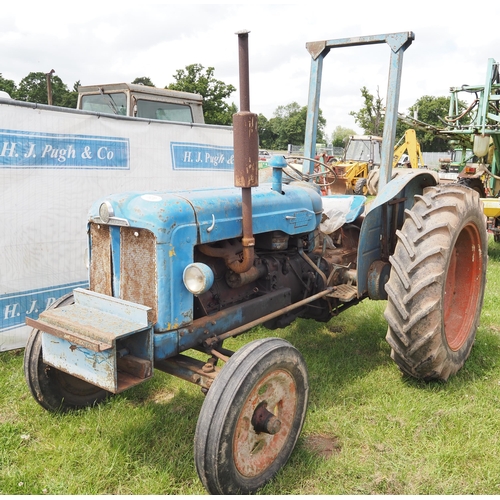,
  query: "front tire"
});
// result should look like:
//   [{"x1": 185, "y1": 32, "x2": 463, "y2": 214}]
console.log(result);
[
  {"x1": 24, "y1": 292, "x2": 110, "y2": 412},
  {"x1": 194, "y1": 338, "x2": 309, "y2": 494},
  {"x1": 384, "y1": 185, "x2": 488, "y2": 381}
]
